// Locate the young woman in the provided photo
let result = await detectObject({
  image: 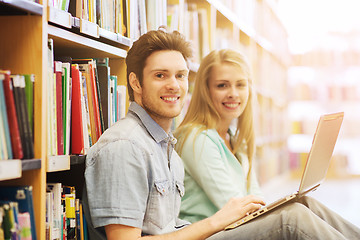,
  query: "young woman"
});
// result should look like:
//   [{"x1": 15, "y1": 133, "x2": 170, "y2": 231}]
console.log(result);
[{"x1": 174, "y1": 49, "x2": 360, "y2": 239}]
